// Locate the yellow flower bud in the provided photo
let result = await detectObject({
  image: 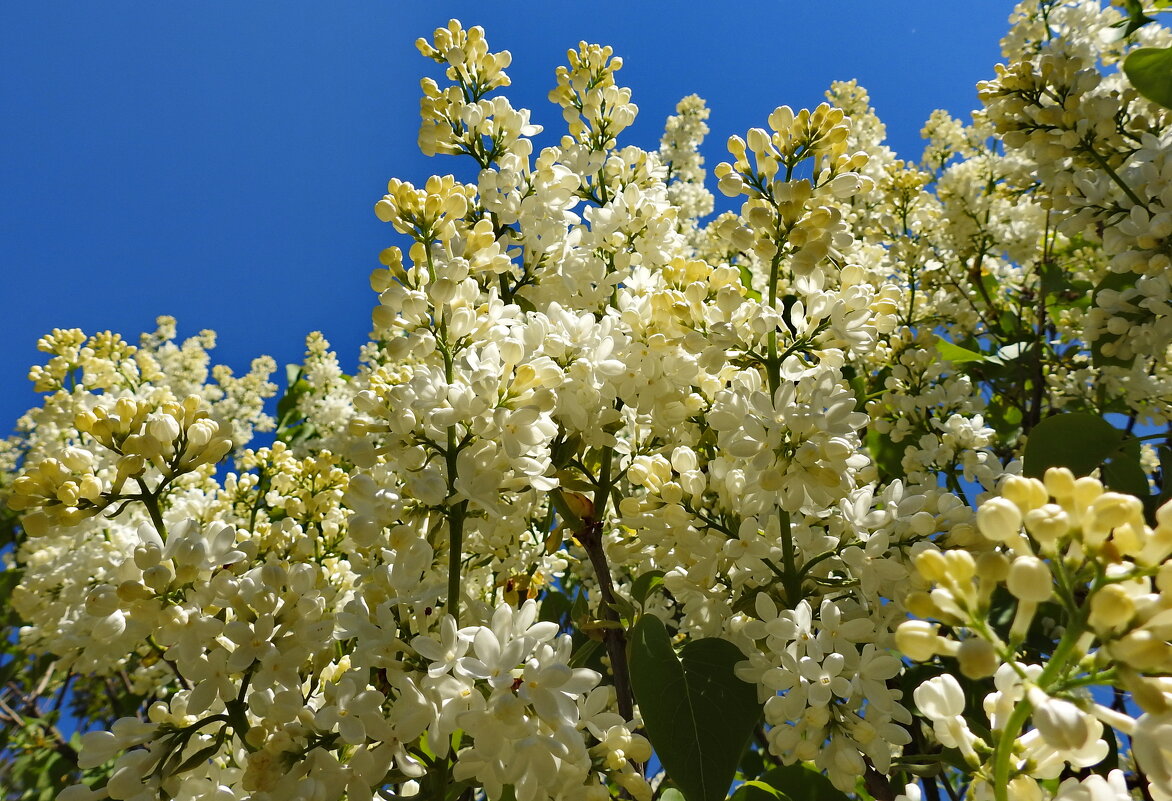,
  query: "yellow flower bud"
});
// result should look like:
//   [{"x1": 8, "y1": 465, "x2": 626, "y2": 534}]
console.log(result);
[
  {"x1": 1002, "y1": 476, "x2": 1048, "y2": 513},
  {"x1": 1089, "y1": 584, "x2": 1135, "y2": 634}
]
